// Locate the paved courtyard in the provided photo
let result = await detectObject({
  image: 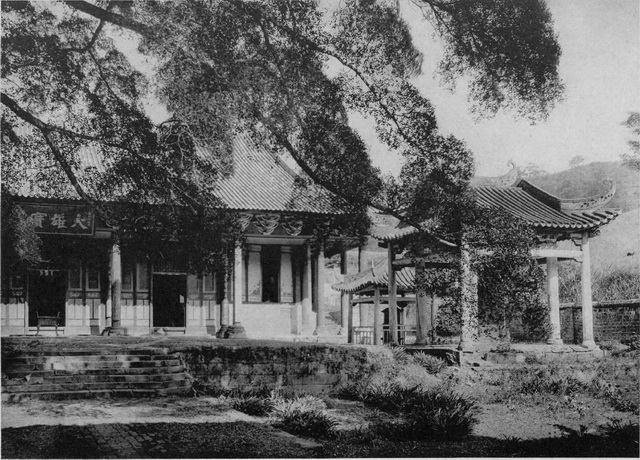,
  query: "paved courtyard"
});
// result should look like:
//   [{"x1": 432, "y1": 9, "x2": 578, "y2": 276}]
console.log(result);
[{"x1": 1, "y1": 397, "x2": 320, "y2": 458}]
